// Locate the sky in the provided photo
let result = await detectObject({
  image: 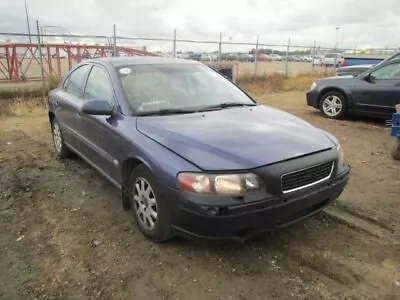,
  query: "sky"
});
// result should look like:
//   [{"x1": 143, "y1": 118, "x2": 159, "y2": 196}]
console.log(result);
[{"x1": 1, "y1": 0, "x2": 400, "y2": 52}]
